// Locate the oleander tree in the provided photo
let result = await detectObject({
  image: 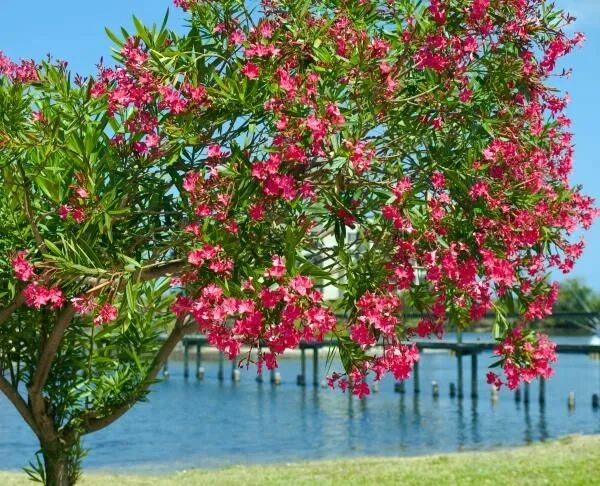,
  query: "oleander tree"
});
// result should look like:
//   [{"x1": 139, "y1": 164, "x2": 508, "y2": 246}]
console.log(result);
[{"x1": 0, "y1": 0, "x2": 596, "y2": 484}]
